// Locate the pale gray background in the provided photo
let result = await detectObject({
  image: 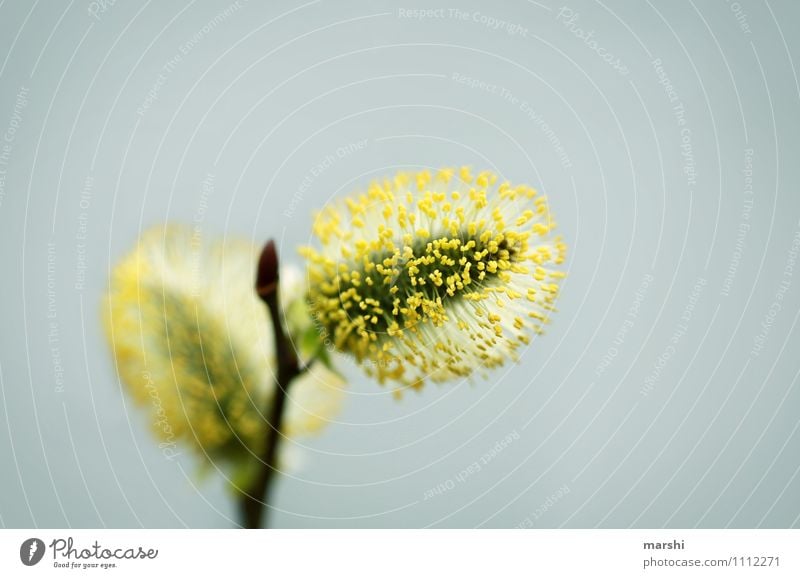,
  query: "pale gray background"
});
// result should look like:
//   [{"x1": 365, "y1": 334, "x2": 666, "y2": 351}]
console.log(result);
[{"x1": 0, "y1": 0, "x2": 798, "y2": 528}]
